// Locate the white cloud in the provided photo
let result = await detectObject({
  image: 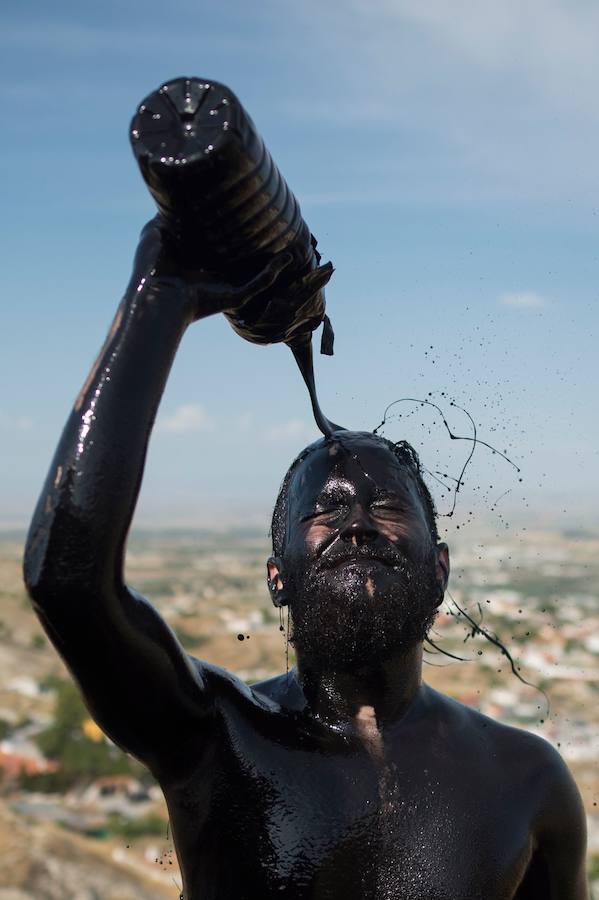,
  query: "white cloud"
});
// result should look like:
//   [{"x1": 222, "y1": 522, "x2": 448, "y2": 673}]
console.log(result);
[
  {"x1": 263, "y1": 420, "x2": 318, "y2": 443},
  {"x1": 499, "y1": 291, "x2": 548, "y2": 309},
  {"x1": 156, "y1": 409, "x2": 316, "y2": 441},
  {"x1": 236, "y1": 411, "x2": 255, "y2": 433},
  {"x1": 0, "y1": 412, "x2": 32, "y2": 431},
  {"x1": 156, "y1": 404, "x2": 214, "y2": 434},
  {"x1": 351, "y1": 0, "x2": 599, "y2": 115},
  {"x1": 277, "y1": 0, "x2": 599, "y2": 212}
]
